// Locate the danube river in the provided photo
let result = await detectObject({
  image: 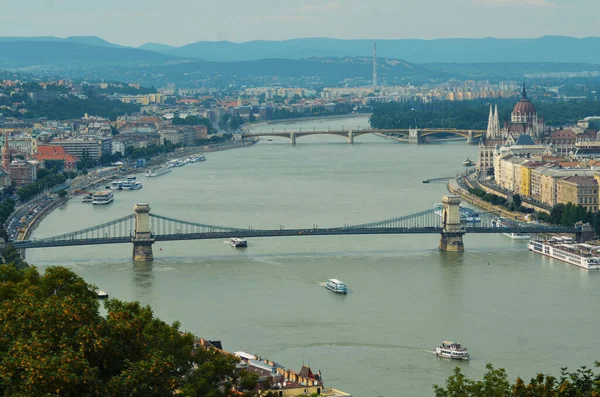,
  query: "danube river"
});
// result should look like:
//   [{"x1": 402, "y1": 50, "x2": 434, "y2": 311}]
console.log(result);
[{"x1": 29, "y1": 116, "x2": 600, "y2": 397}]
